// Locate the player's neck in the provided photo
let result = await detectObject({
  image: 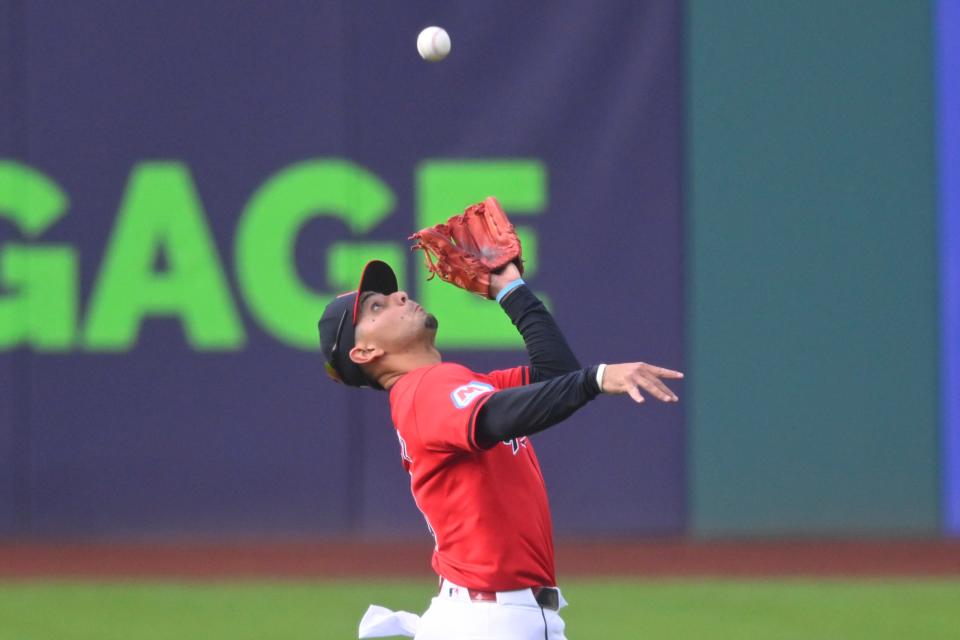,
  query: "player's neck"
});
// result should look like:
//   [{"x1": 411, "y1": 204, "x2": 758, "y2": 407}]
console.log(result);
[{"x1": 380, "y1": 345, "x2": 442, "y2": 390}]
